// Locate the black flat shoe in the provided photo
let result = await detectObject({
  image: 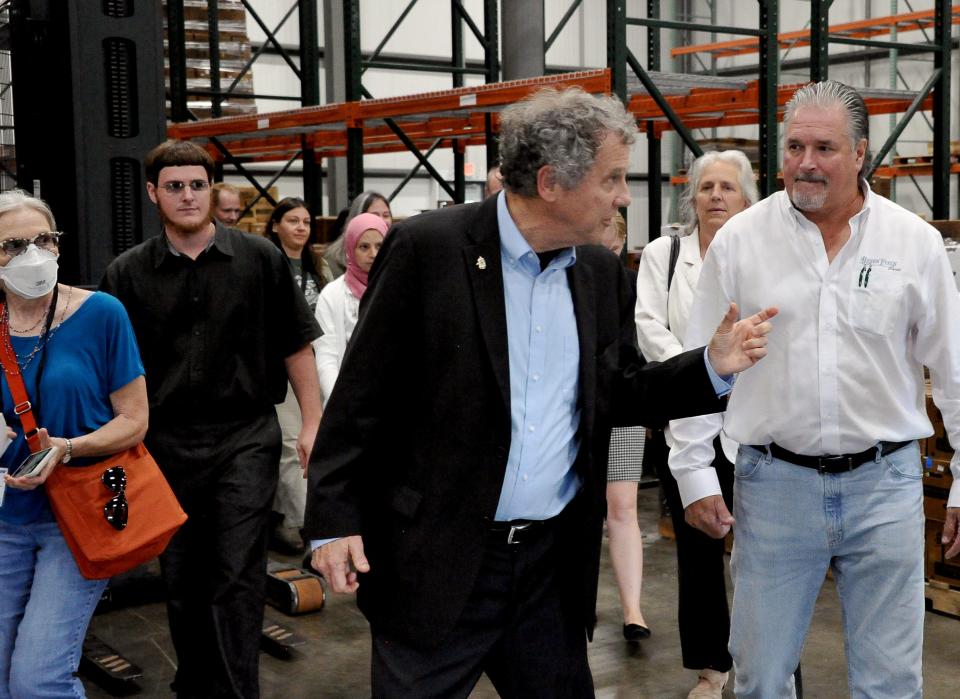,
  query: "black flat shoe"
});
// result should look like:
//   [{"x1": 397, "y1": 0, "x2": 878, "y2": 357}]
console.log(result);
[{"x1": 622, "y1": 623, "x2": 651, "y2": 642}]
